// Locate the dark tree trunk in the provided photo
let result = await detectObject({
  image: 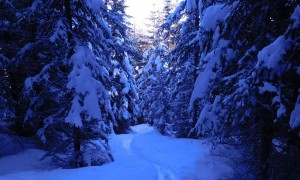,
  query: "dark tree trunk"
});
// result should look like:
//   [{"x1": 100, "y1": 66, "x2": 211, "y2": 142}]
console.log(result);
[
  {"x1": 64, "y1": 0, "x2": 73, "y2": 58},
  {"x1": 260, "y1": 116, "x2": 273, "y2": 180},
  {"x1": 74, "y1": 127, "x2": 81, "y2": 153},
  {"x1": 254, "y1": 103, "x2": 274, "y2": 179},
  {"x1": 192, "y1": 0, "x2": 200, "y2": 126},
  {"x1": 73, "y1": 126, "x2": 83, "y2": 167}
]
